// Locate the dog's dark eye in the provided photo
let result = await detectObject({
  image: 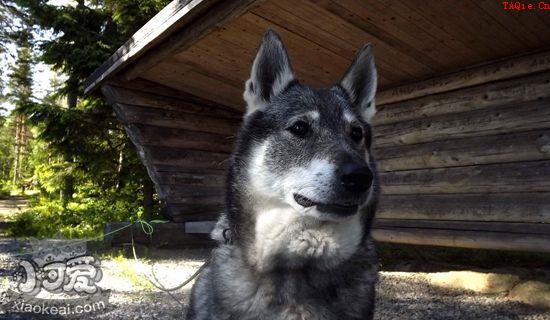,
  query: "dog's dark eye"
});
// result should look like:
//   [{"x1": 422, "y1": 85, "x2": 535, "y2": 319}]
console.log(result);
[
  {"x1": 287, "y1": 121, "x2": 309, "y2": 137},
  {"x1": 350, "y1": 127, "x2": 363, "y2": 142}
]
